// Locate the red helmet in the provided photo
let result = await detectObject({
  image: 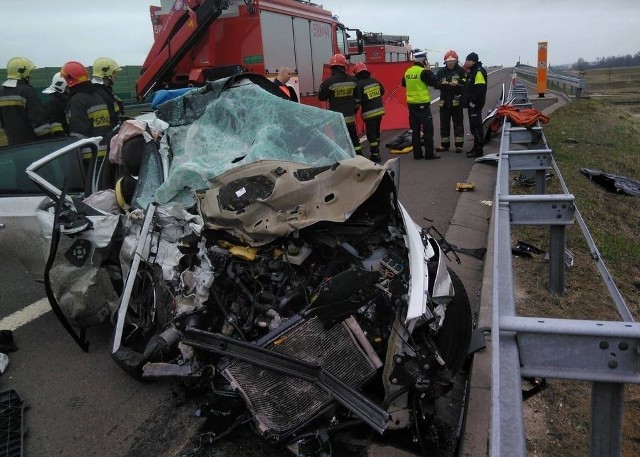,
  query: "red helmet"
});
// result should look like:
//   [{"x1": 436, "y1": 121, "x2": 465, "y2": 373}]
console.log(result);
[
  {"x1": 60, "y1": 61, "x2": 90, "y2": 87},
  {"x1": 353, "y1": 62, "x2": 368, "y2": 75},
  {"x1": 444, "y1": 50, "x2": 459, "y2": 63},
  {"x1": 329, "y1": 53, "x2": 347, "y2": 69}
]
